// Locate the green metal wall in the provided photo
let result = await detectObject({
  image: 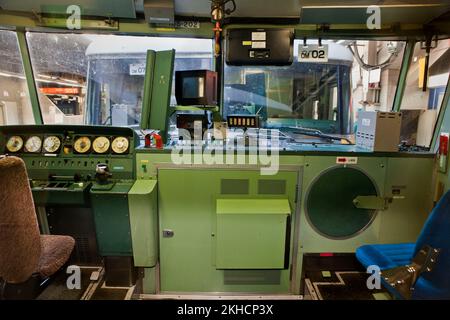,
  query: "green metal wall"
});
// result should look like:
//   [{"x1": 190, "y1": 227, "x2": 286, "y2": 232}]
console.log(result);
[{"x1": 134, "y1": 152, "x2": 433, "y2": 294}]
